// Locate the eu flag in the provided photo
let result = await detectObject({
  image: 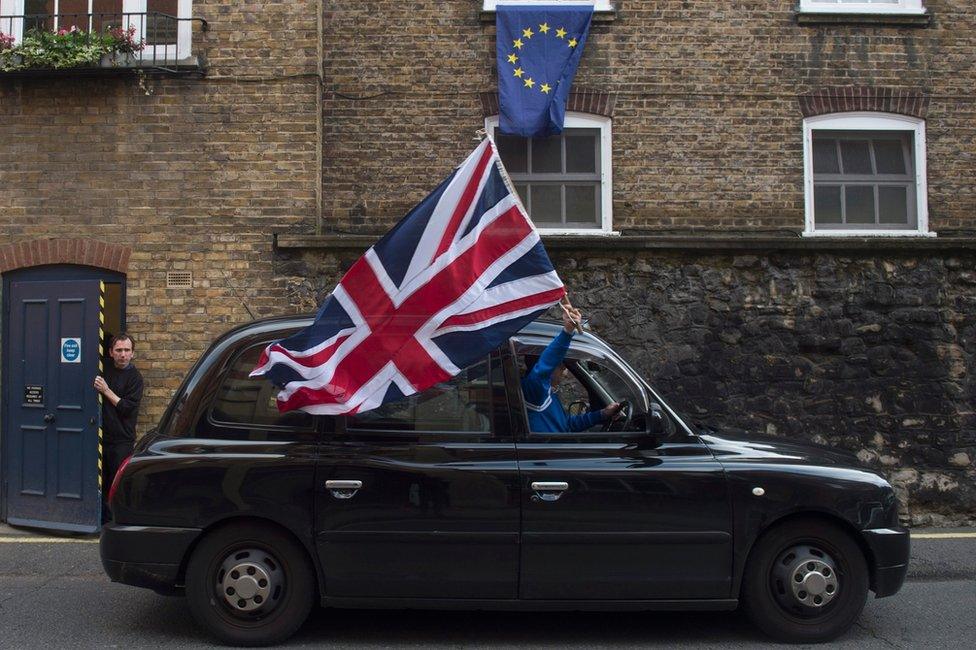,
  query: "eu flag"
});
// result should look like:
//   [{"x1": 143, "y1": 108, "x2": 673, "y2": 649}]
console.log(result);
[{"x1": 496, "y1": 4, "x2": 594, "y2": 138}]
